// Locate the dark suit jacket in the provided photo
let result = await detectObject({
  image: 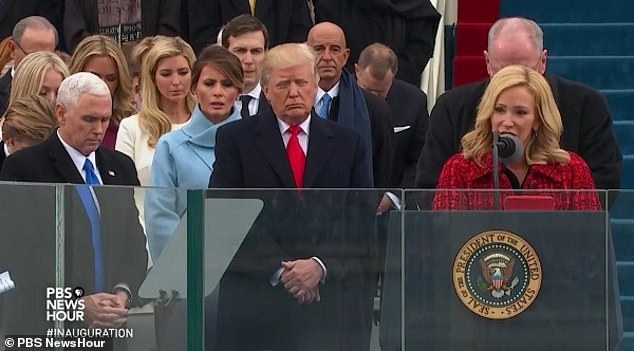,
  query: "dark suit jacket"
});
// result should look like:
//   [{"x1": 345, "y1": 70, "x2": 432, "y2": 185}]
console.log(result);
[
  {"x1": 255, "y1": 90, "x2": 271, "y2": 115},
  {"x1": 414, "y1": 75, "x2": 622, "y2": 207},
  {"x1": 187, "y1": 0, "x2": 312, "y2": 53},
  {"x1": 330, "y1": 90, "x2": 394, "y2": 188},
  {"x1": 208, "y1": 110, "x2": 376, "y2": 350},
  {"x1": 0, "y1": 141, "x2": 6, "y2": 170},
  {"x1": 0, "y1": 134, "x2": 147, "y2": 334},
  {"x1": 314, "y1": 0, "x2": 440, "y2": 87},
  {"x1": 0, "y1": 71, "x2": 12, "y2": 117},
  {"x1": 63, "y1": 0, "x2": 182, "y2": 52},
  {"x1": 386, "y1": 79, "x2": 428, "y2": 188},
  {"x1": 0, "y1": 0, "x2": 64, "y2": 42}
]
